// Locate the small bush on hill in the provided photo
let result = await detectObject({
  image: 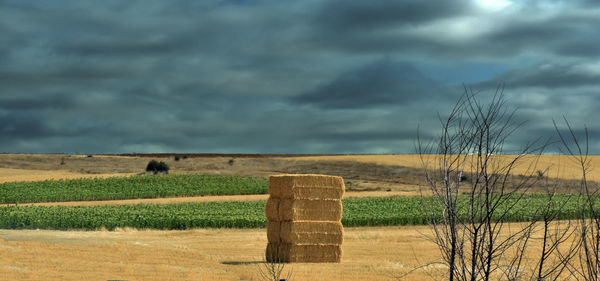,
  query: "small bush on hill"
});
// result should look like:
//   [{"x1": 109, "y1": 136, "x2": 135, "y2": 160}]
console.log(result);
[{"x1": 146, "y1": 160, "x2": 170, "y2": 174}]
